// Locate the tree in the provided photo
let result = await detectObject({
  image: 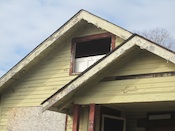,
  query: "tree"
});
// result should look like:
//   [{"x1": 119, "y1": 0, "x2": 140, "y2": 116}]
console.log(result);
[{"x1": 137, "y1": 28, "x2": 175, "y2": 50}]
